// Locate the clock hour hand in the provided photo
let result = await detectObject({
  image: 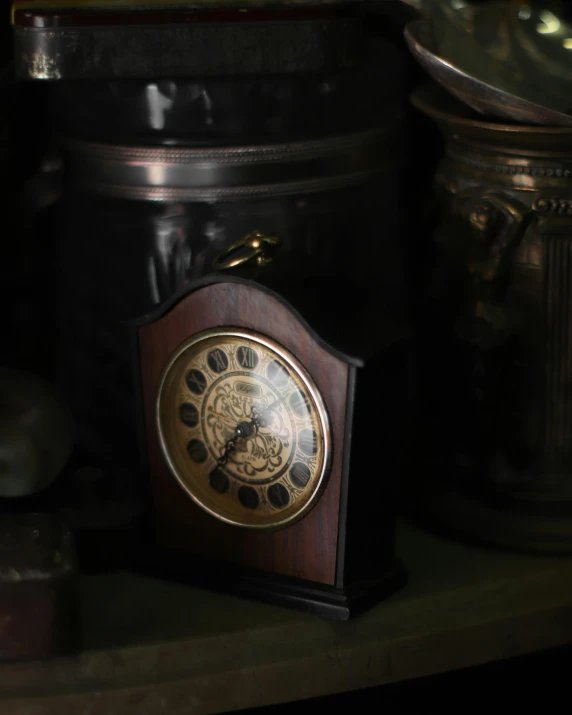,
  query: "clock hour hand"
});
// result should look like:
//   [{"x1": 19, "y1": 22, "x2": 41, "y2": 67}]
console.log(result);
[
  {"x1": 217, "y1": 397, "x2": 284, "y2": 466},
  {"x1": 217, "y1": 416, "x2": 258, "y2": 466},
  {"x1": 252, "y1": 394, "x2": 286, "y2": 425}
]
